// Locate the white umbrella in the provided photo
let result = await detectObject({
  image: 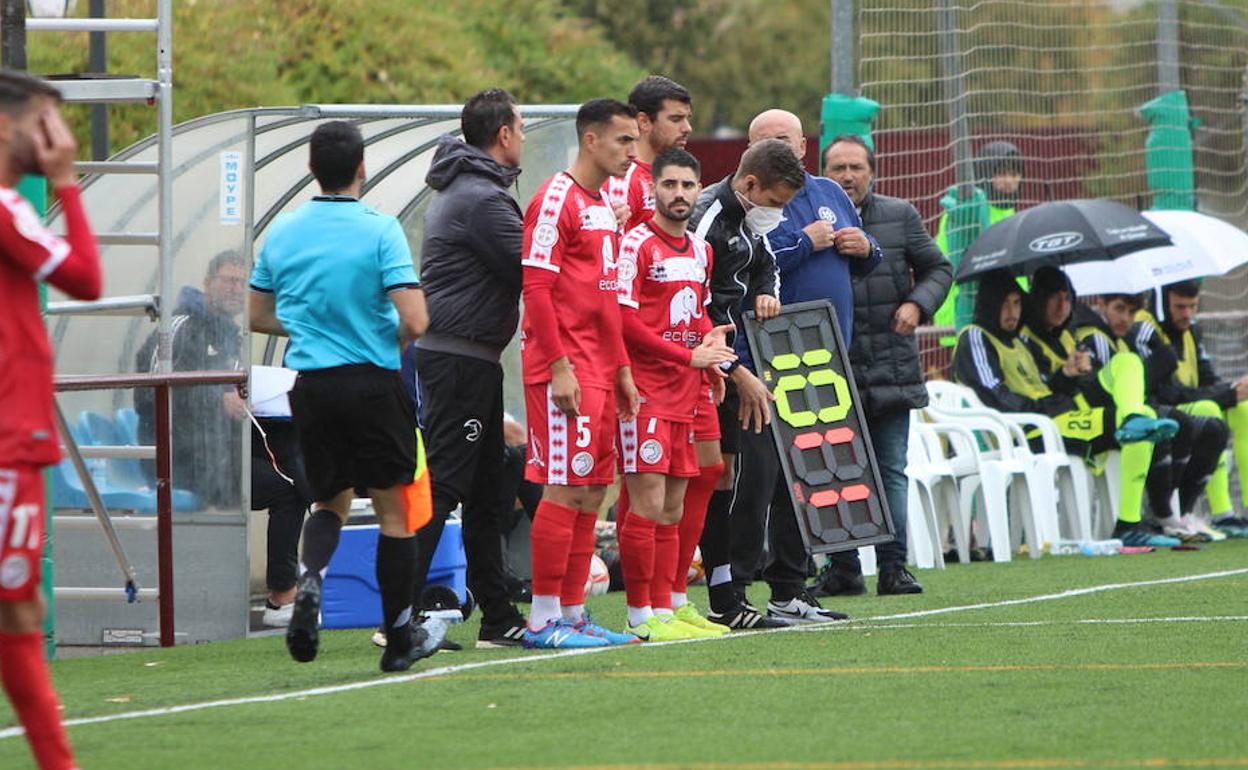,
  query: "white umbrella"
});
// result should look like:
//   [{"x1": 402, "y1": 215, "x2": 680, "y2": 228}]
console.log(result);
[{"x1": 1064, "y1": 210, "x2": 1248, "y2": 296}]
